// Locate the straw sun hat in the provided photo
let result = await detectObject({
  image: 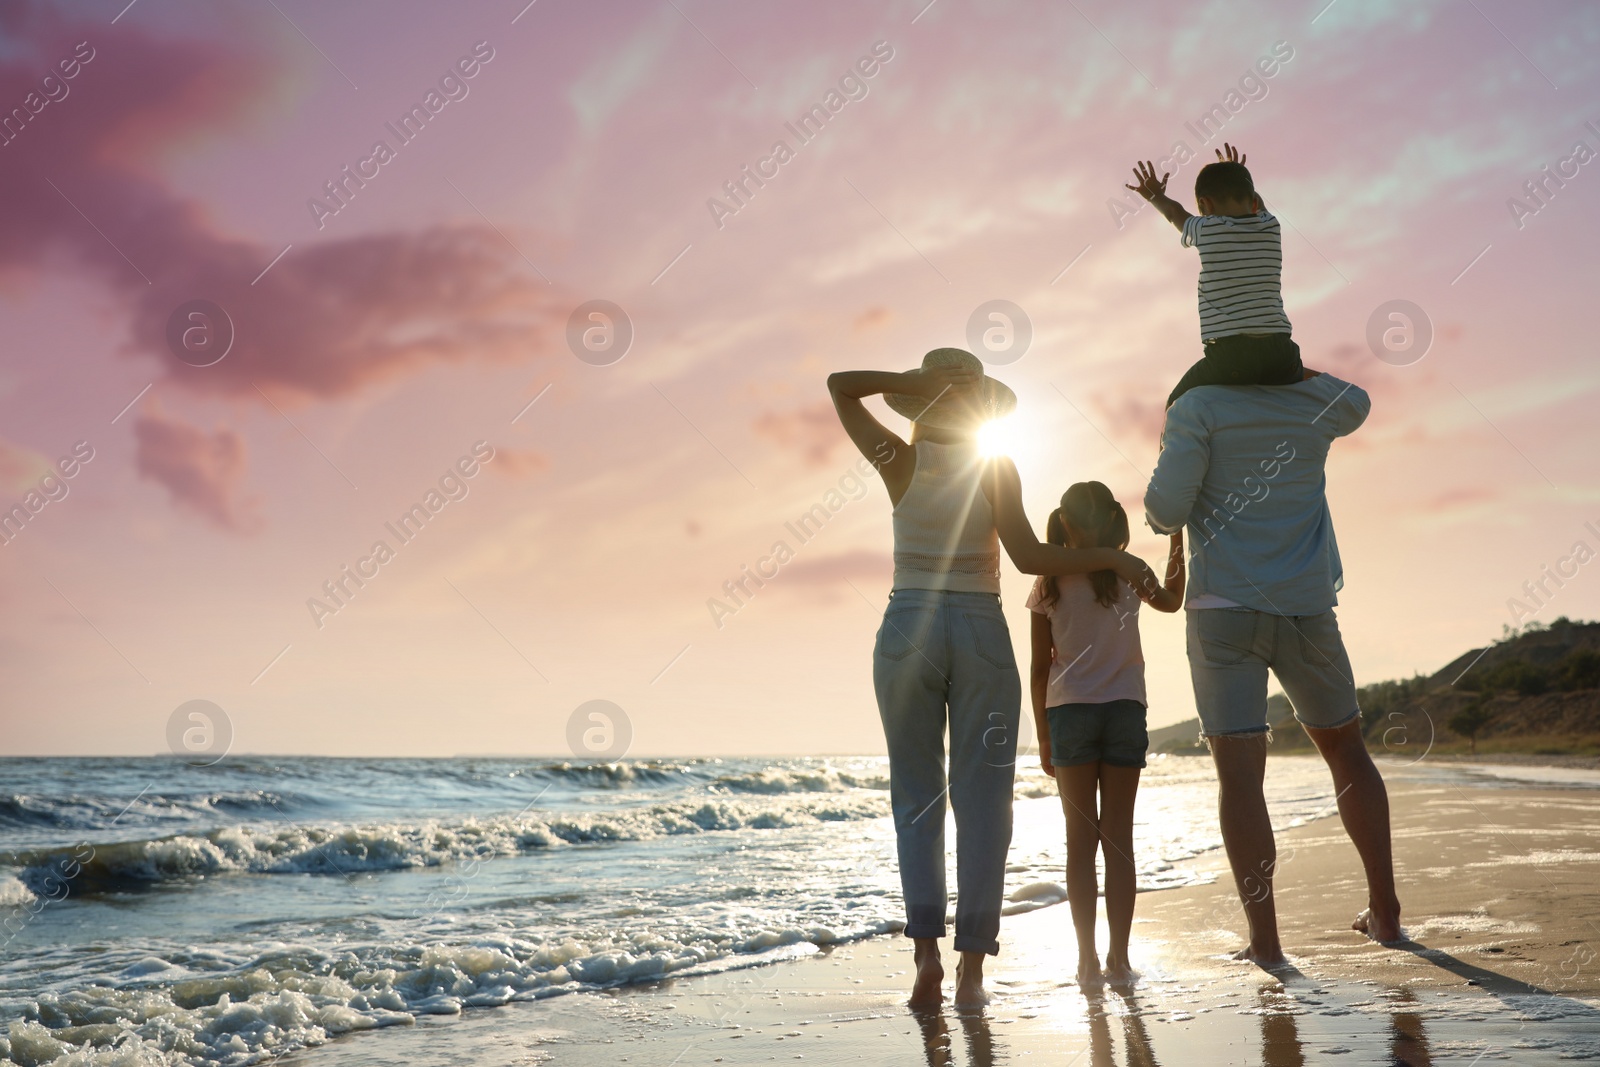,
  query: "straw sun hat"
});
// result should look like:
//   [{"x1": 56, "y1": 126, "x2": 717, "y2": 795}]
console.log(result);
[{"x1": 884, "y1": 348, "x2": 1017, "y2": 429}]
